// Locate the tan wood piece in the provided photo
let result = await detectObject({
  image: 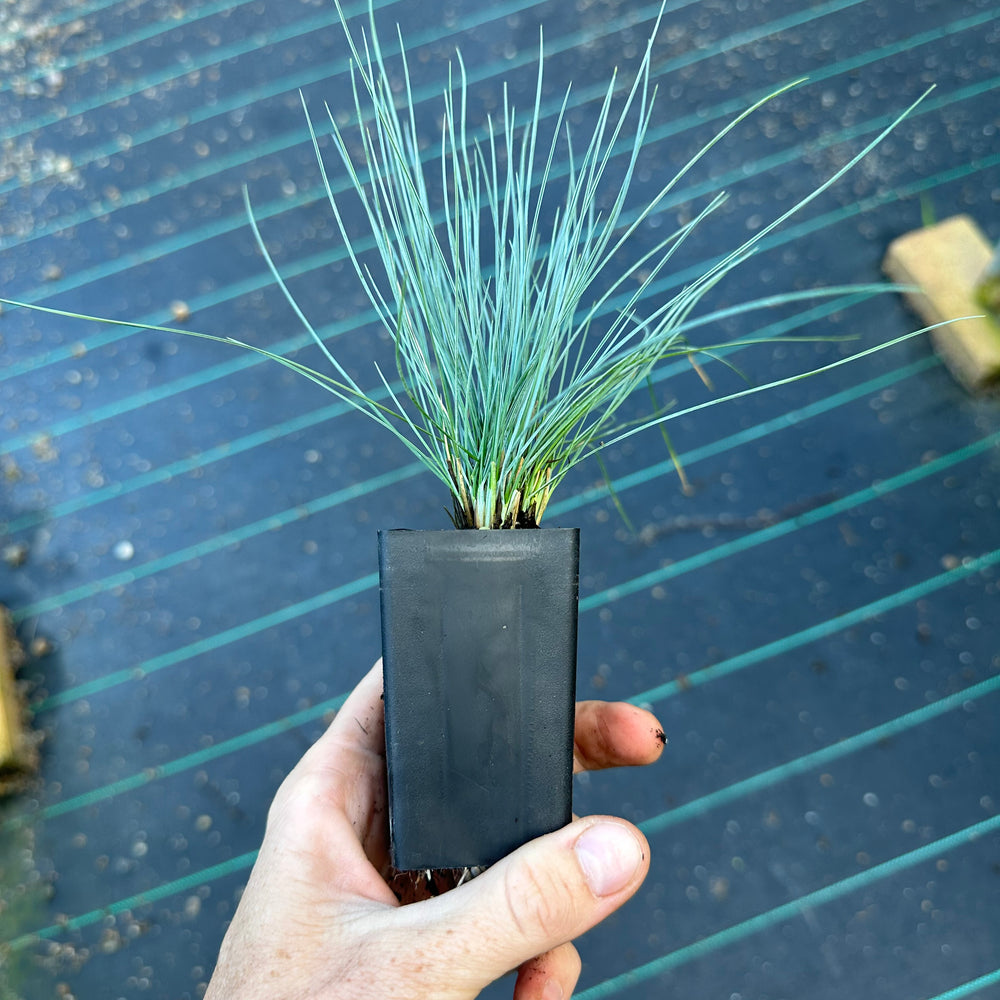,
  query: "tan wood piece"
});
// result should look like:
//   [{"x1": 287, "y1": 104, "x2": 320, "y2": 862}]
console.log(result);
[
  {"x1": 0, "y1": 607, "x2": 32, "y2": 781},
  {"x1": 883, "y1": 214, "x2": 1000, "y2": 393}
]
